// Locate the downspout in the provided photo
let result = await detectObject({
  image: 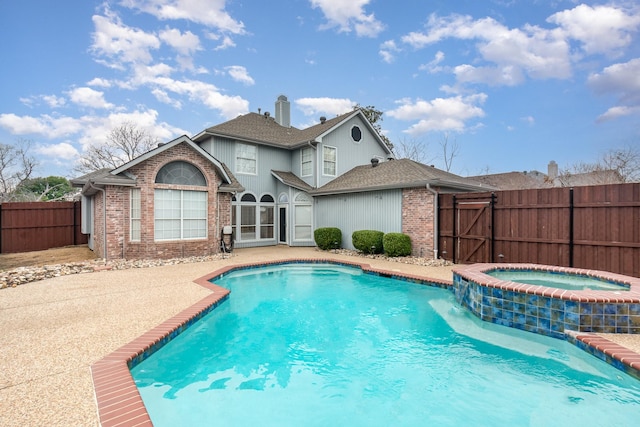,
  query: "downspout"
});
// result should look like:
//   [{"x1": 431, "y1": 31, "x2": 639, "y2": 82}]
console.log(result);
[
  {"x1": 426, "y1": 184, "x2": 439, "y2": 259},
  {"x1": 88, "y1": 181, "x2": 107, "y2": 261}
]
